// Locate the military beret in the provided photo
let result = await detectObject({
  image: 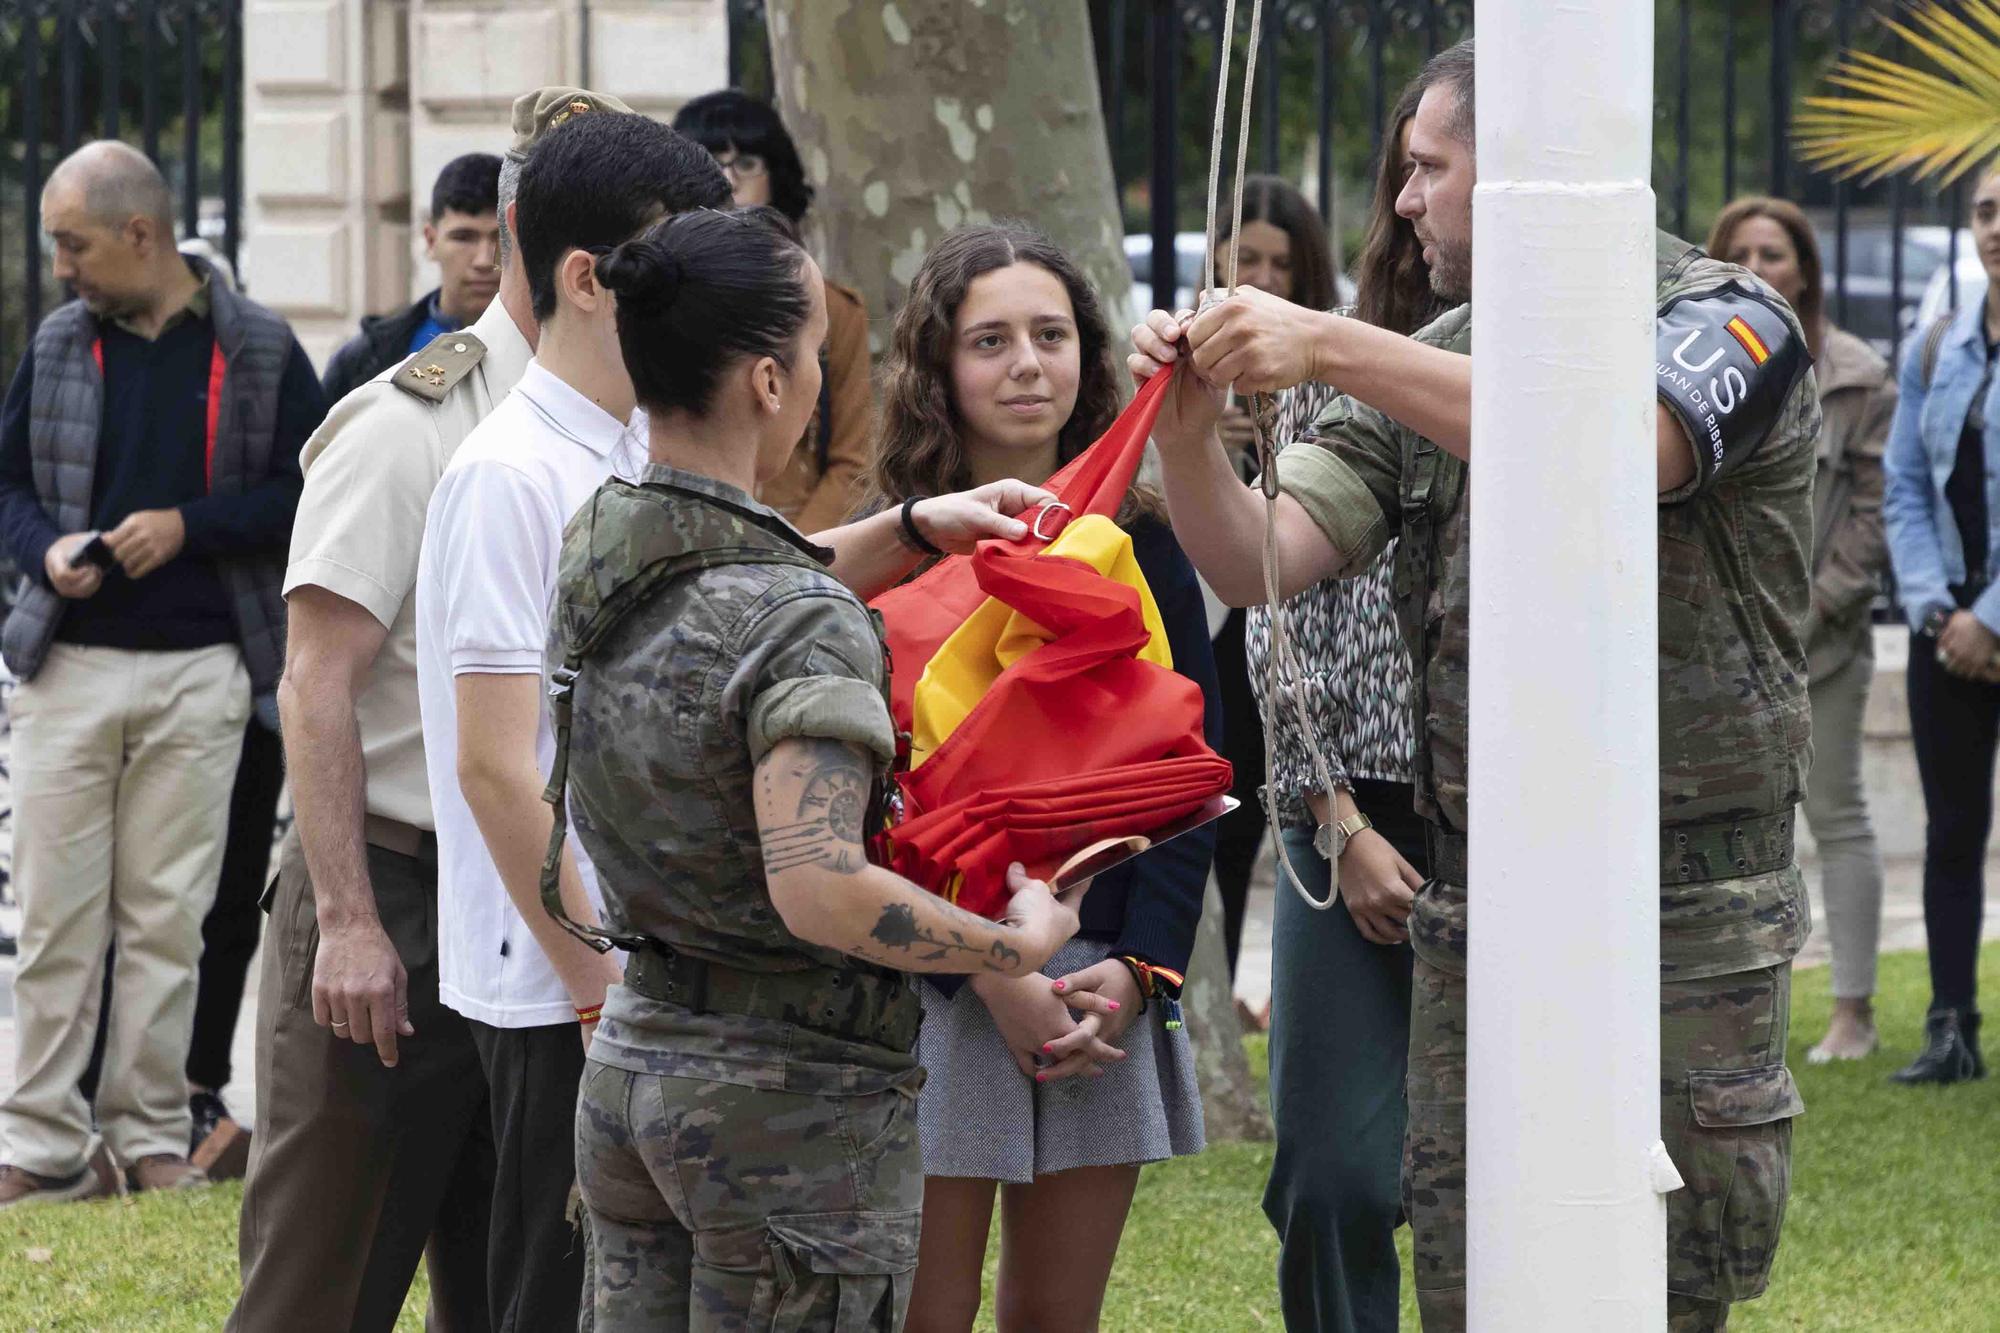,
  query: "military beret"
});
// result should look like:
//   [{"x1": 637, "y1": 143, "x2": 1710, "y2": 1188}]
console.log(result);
[{"x1": 506, "y1": 86, "x2": 636, "y2": 163}]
